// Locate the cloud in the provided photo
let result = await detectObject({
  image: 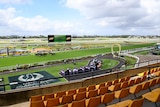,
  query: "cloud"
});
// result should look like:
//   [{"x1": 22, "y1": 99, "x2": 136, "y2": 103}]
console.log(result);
[
  {"x1": 0, "y1": 7, "x2": 87, "y2": 35},
  {"x1": 65, "y1": 0, "x2": 160, "y2": 31}
]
